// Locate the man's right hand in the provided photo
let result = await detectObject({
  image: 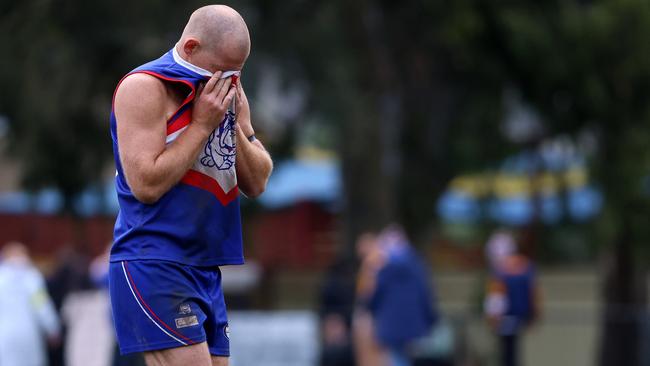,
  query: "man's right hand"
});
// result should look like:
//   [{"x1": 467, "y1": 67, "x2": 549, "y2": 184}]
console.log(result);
[
  {"x1": 115, "y1": 72, "x2": 238, "y2": 204},
  {"x1": 192, "y1": 71, "x2": 237, "y2": 133}
]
